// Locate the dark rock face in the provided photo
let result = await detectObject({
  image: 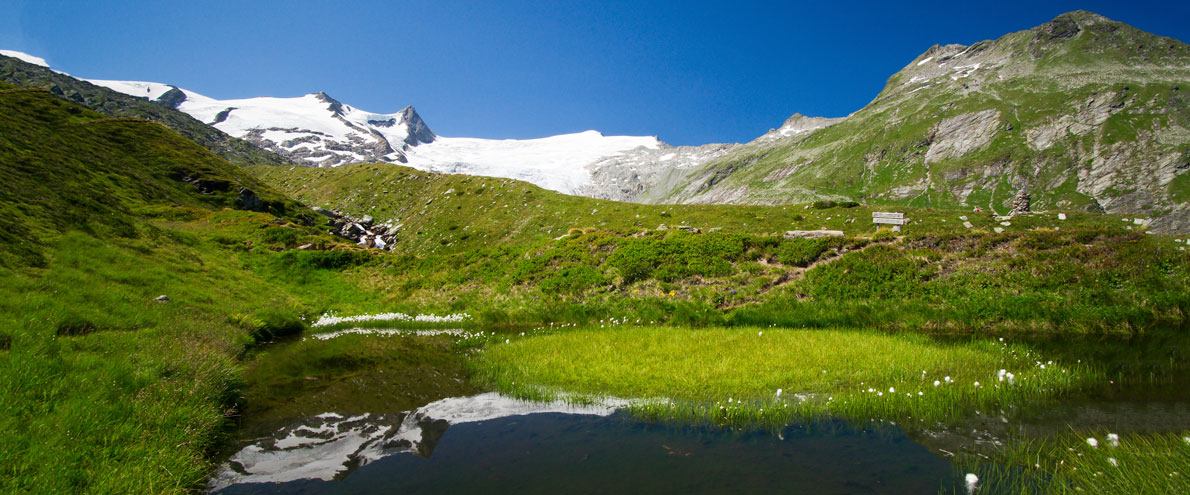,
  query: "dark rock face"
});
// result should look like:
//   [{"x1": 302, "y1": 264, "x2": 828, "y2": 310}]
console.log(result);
[
  {"x1": 399, "y1": 106, "x2": 436, "y2": 146},
  {"x1": 155, "y1": 86, "x2": 187, "y2": 109},
  {"x1": 235, "y1": 188, "x2": 266, "y2": 212},
  {"x1": 212, "y1": 107, "x2": 235, "y2": 124}
]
